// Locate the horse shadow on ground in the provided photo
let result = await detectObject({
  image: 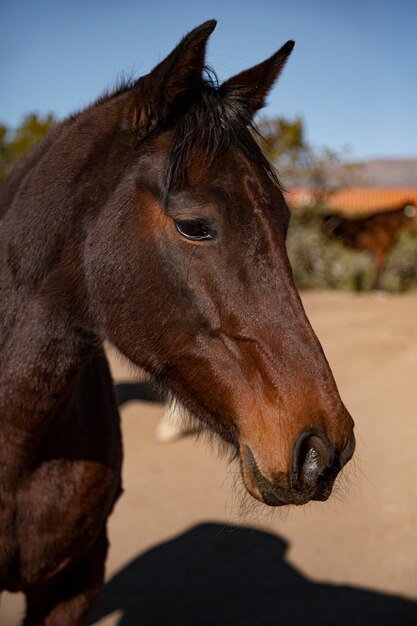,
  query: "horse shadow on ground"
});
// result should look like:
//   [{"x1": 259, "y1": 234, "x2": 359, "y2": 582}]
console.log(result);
[
  {"x1": 114, "y1": 382, "x2": 165, "y2": 407},
  {"x1": 88, "y1": 522, "x2": 417, "y2": 626}
]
